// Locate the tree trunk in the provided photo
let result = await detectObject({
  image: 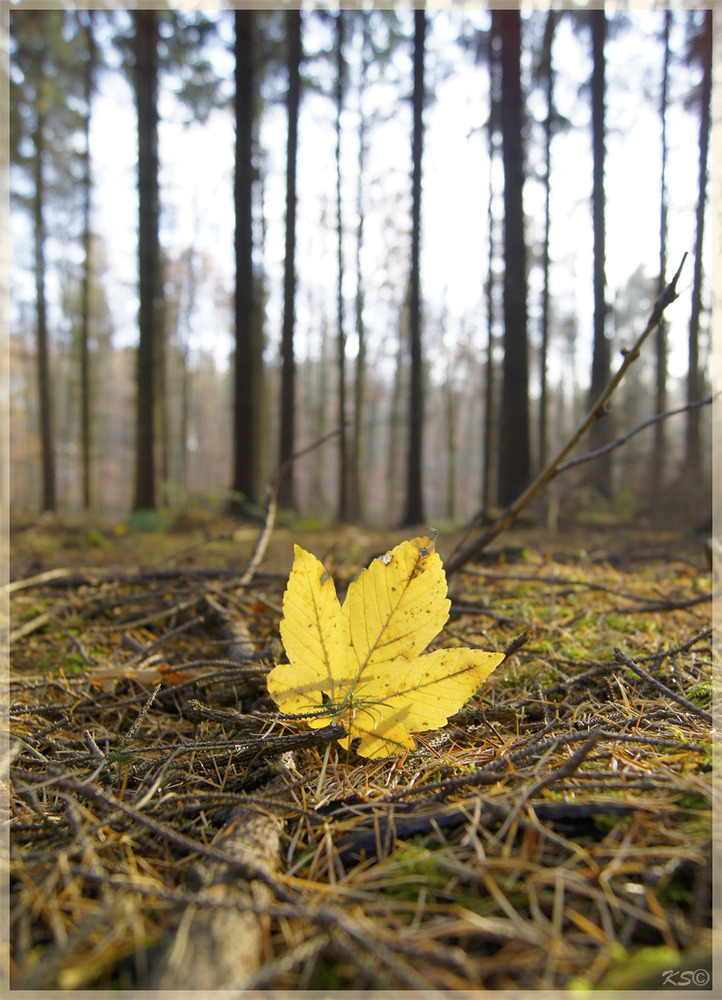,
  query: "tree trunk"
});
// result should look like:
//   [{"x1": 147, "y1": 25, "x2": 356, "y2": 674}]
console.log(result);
[
  {"x1": 388, "y1": 301, "x2": 407, "y2": 514},
  {"x1": 132, "y1": 10, "x2": 161, "y2": 511},
  {"x1": 482, "y1": 17, "x2": 500, "y2": 516},
  {"x1": 158, "y1": 279, "x2": 168, "y2": 505},
  {"x1": 180, "y1": 341, "x2": 190, "y2": 494},
  {"x1": 587, "y1": 10, "x2": 612, "y2": 498},
  {"x1": 651, "y1": 10, "x2": 671, "y2": 498},
  {"x1": 311, "y1": 315, "x2": 329, "y2": 508},
  {"x1": 445, "y1": 357, "x2": 457, "y2": 522},
  {"x1": 335, "y1": 11, "x2": 349, "y2": 522},
  {"x1": 538, "y1": 10, "x2": 557, "y2": 472},
  {"x1": 231, "y1": 10, "x2": 262, "y2": 512},
  {"x1": 685, "y1": 9, "x2": 711, "y2": 479},
  {"x1": 278, "y1": 10, "x2": 302, "y2": 511},
  {"x1": 402, "y1": 9, "x2": 426, "y2": 527},
  {"x1": 349, "y1": 15, "x2": 370, "y2": 524},
  {"x1": 79, "y1": 10, "x2": 96, "y2": 510},
  {"x1": 33, "y1": 103, "x2": 55, "y2": 513},
  {"x1": 496, "y1": 9, "x2": 530, "y2": 508}
]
